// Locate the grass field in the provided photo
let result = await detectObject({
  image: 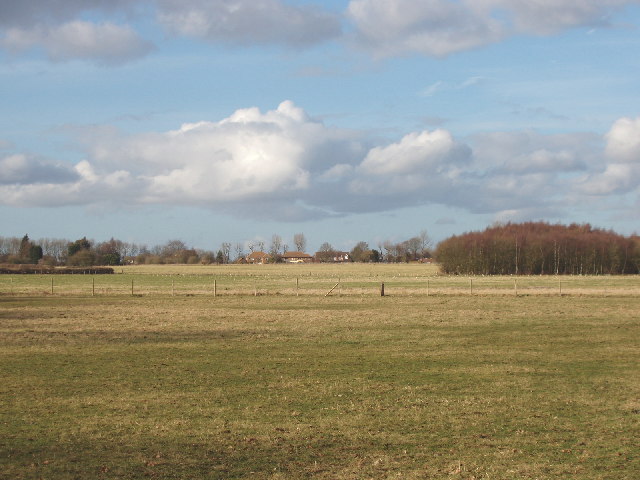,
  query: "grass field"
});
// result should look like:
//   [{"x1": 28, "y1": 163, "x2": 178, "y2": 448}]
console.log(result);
[
  {"x1": 1, "y1": 263, "x2": 640, "y2": 297},
  {"x1": 1, "y1": 265, "x2": 639, "y2": 479}
]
